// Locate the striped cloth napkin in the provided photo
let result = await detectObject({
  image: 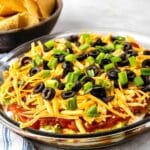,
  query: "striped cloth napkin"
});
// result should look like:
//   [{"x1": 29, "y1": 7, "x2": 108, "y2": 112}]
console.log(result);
[
  {"x1": 0, "y1": 54, "x2": 35, "y2": 150},
  {"x1": 0, "y1": 123, "x2": 34, "y2": 150}
]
